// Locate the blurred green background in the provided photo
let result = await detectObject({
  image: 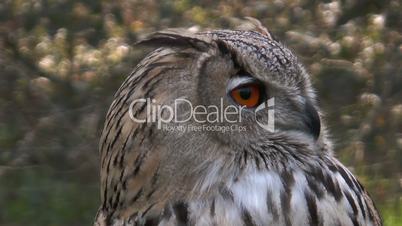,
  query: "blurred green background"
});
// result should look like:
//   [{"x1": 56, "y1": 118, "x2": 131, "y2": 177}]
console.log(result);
[{"x1": 0, "y1": 0, "x2": 401, "y2": 225}]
